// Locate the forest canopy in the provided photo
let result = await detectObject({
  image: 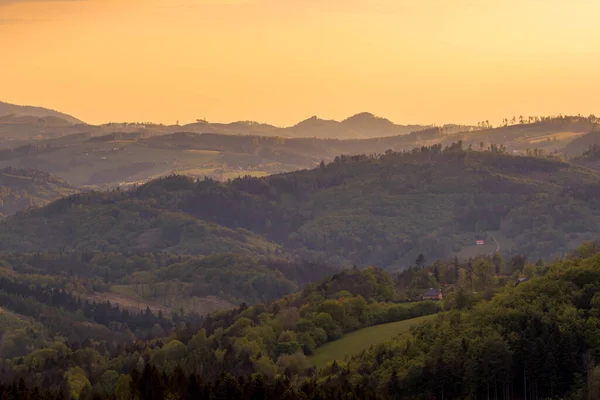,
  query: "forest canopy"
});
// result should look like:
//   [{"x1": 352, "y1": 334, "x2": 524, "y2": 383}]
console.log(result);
[{"x1": 2, "y1": 145, "x2": 600, "y2": 267}]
